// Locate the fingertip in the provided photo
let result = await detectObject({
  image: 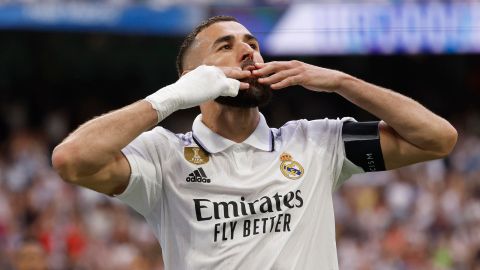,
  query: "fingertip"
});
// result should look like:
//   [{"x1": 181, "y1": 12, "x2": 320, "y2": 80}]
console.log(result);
[
  {"x1": 270, "y1": 83, "x2": 280, "y2": 90},
  {"x1": 257, "y1": 77, "x2": 265, "y2": 82},
  {"x1": 240, "y1": 83, "x2": 250, "y2": 89}
]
